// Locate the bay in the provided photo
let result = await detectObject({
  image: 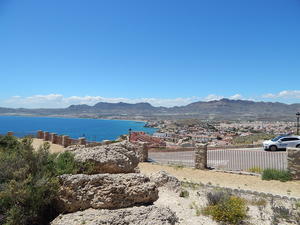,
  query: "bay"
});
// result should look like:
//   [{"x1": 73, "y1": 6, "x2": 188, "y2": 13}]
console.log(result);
[{"x1": 0, "y1": 116, "x2": 156, "y2": 141}]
